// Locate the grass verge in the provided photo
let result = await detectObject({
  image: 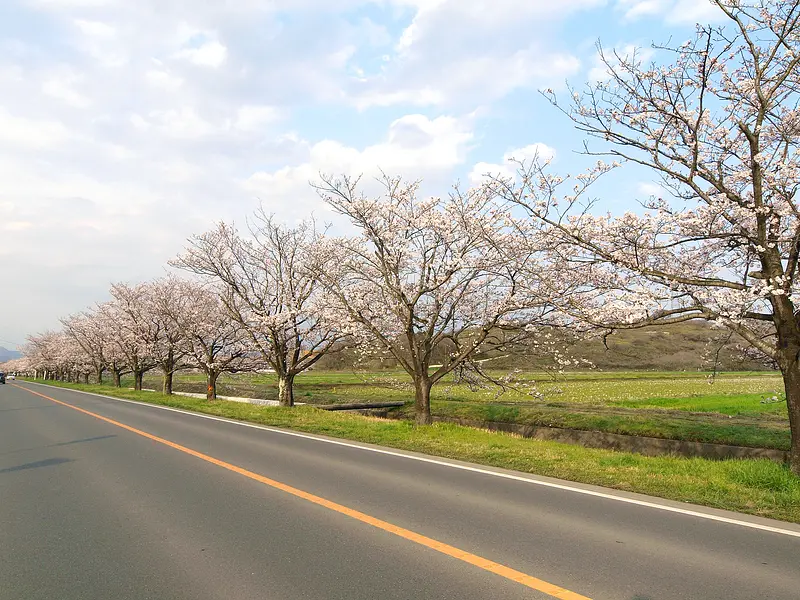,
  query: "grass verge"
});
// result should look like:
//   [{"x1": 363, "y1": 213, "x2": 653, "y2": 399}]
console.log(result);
[
  {"x1": 398, "y1": 401, "x2": 791, "y2": 450},
  {"x1": 142, "y1": 370, "x2": 790, "y2": 450},
  {"x1": 25, "y1": 379, "x2": 800, "y2": 524}
]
